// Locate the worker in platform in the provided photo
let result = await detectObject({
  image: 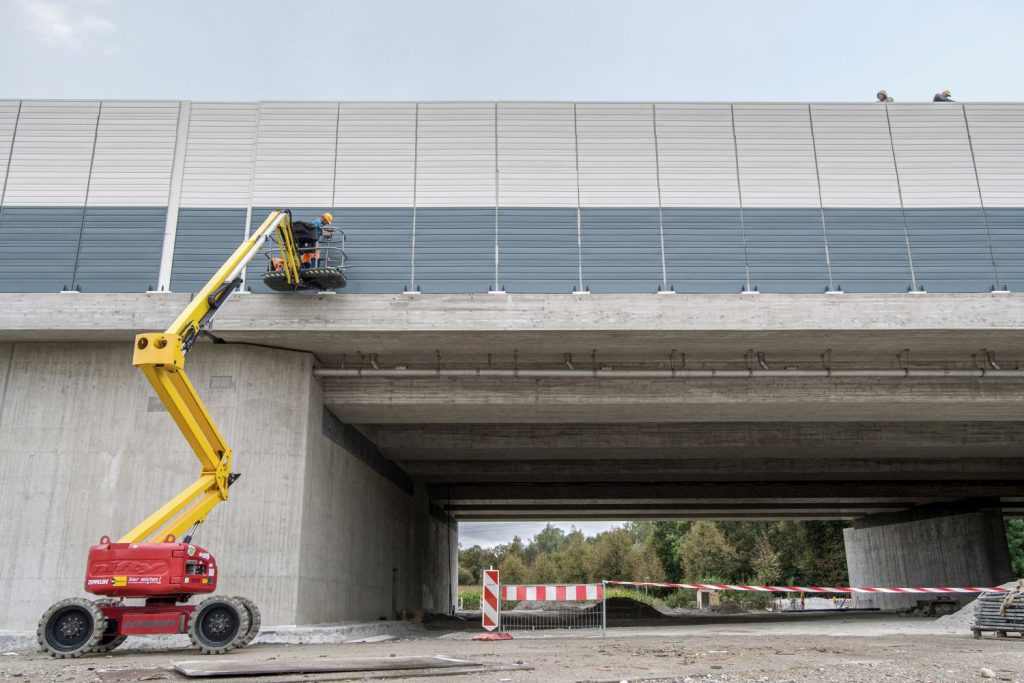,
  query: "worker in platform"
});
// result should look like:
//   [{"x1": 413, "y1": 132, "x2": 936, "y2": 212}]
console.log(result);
[
  {"x1": 876, "y1": 90, "x2": 893, "y2": 102},
  {"x1": 933, "y1": 89, "x2": 954, "y2": 102},
  {"x1": 293, "y1": 212, "x2": 334, "y2": 268}
]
